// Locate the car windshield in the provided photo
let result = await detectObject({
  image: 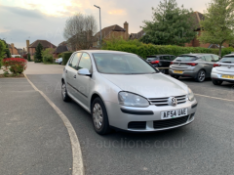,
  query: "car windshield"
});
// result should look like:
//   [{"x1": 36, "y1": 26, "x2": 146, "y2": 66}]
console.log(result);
[
  {"x1": 175, "y1": 56, "x2": 197, "y2": 61},
  {"x1": 93, "y1": 53, "x2": 157, "y2": 74},
  {"x1": 220, "y1": 57, "x2": 234, "y2": 63}
]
